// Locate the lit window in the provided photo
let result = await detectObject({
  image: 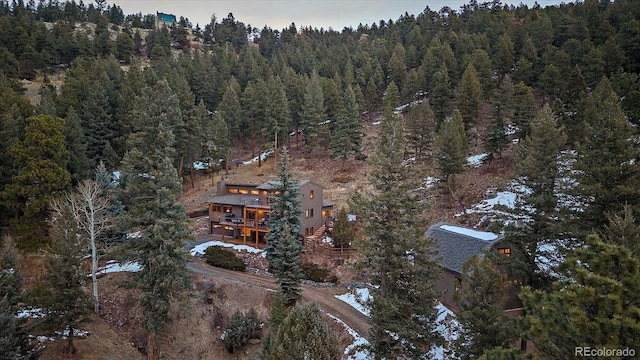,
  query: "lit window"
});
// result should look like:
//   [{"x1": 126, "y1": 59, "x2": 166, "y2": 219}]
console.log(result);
[
  {"x1": 239, "y1": 189, "x2": 249, "y2": 195},
  {"x1": 309, "y1": 190, "x2": 314, "y2": 199},
  {"x1": 250, "y1": 189, "x2": 260, "y2": 195},
  {"x1": 498, "y1": 248, "x2": 511, "y2": 257},
  {"x1": 223, "y1": 206, "x2": 232, "y2": 213},
  {"x1": 305, "y1": 209, "x2": 310, "y2": 219},
  {"x1": 228, "y1": 188, "x2": 238, "y2": 194}
]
